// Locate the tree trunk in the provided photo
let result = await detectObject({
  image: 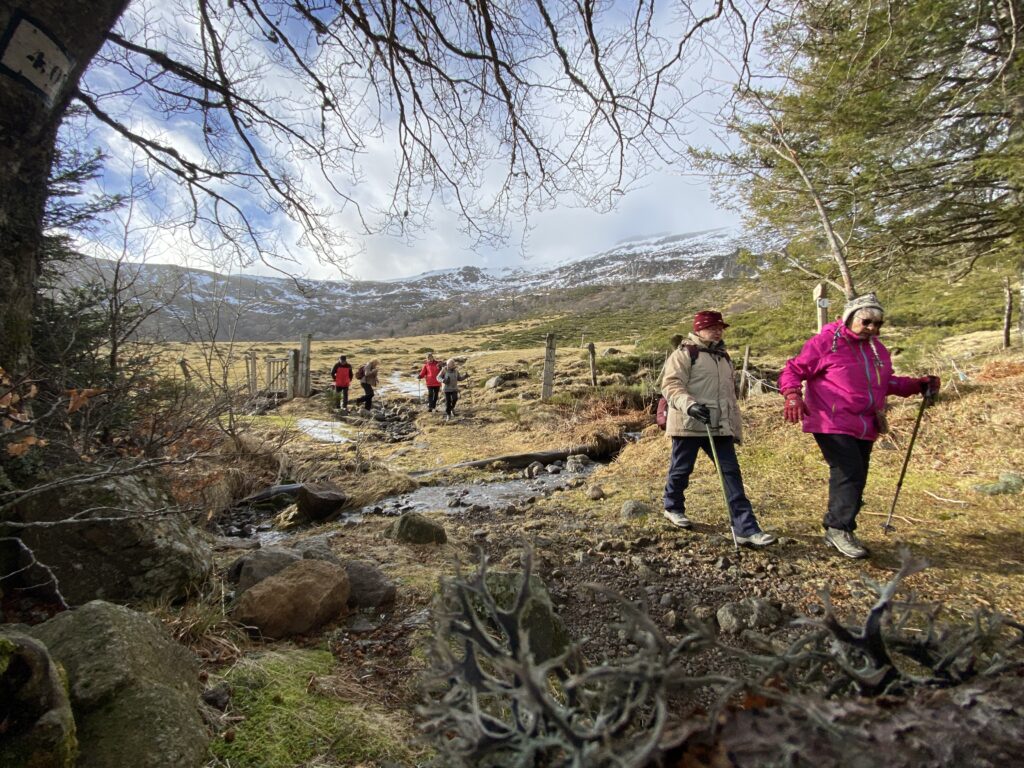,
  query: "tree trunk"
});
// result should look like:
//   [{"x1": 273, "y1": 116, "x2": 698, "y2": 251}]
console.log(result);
[
  {"x1": 0, "y1": 1, "x2": 129, "y2": 379},
  {"x1": 1019, "y1": 261, "x2": 1024, "y2": 342}
]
